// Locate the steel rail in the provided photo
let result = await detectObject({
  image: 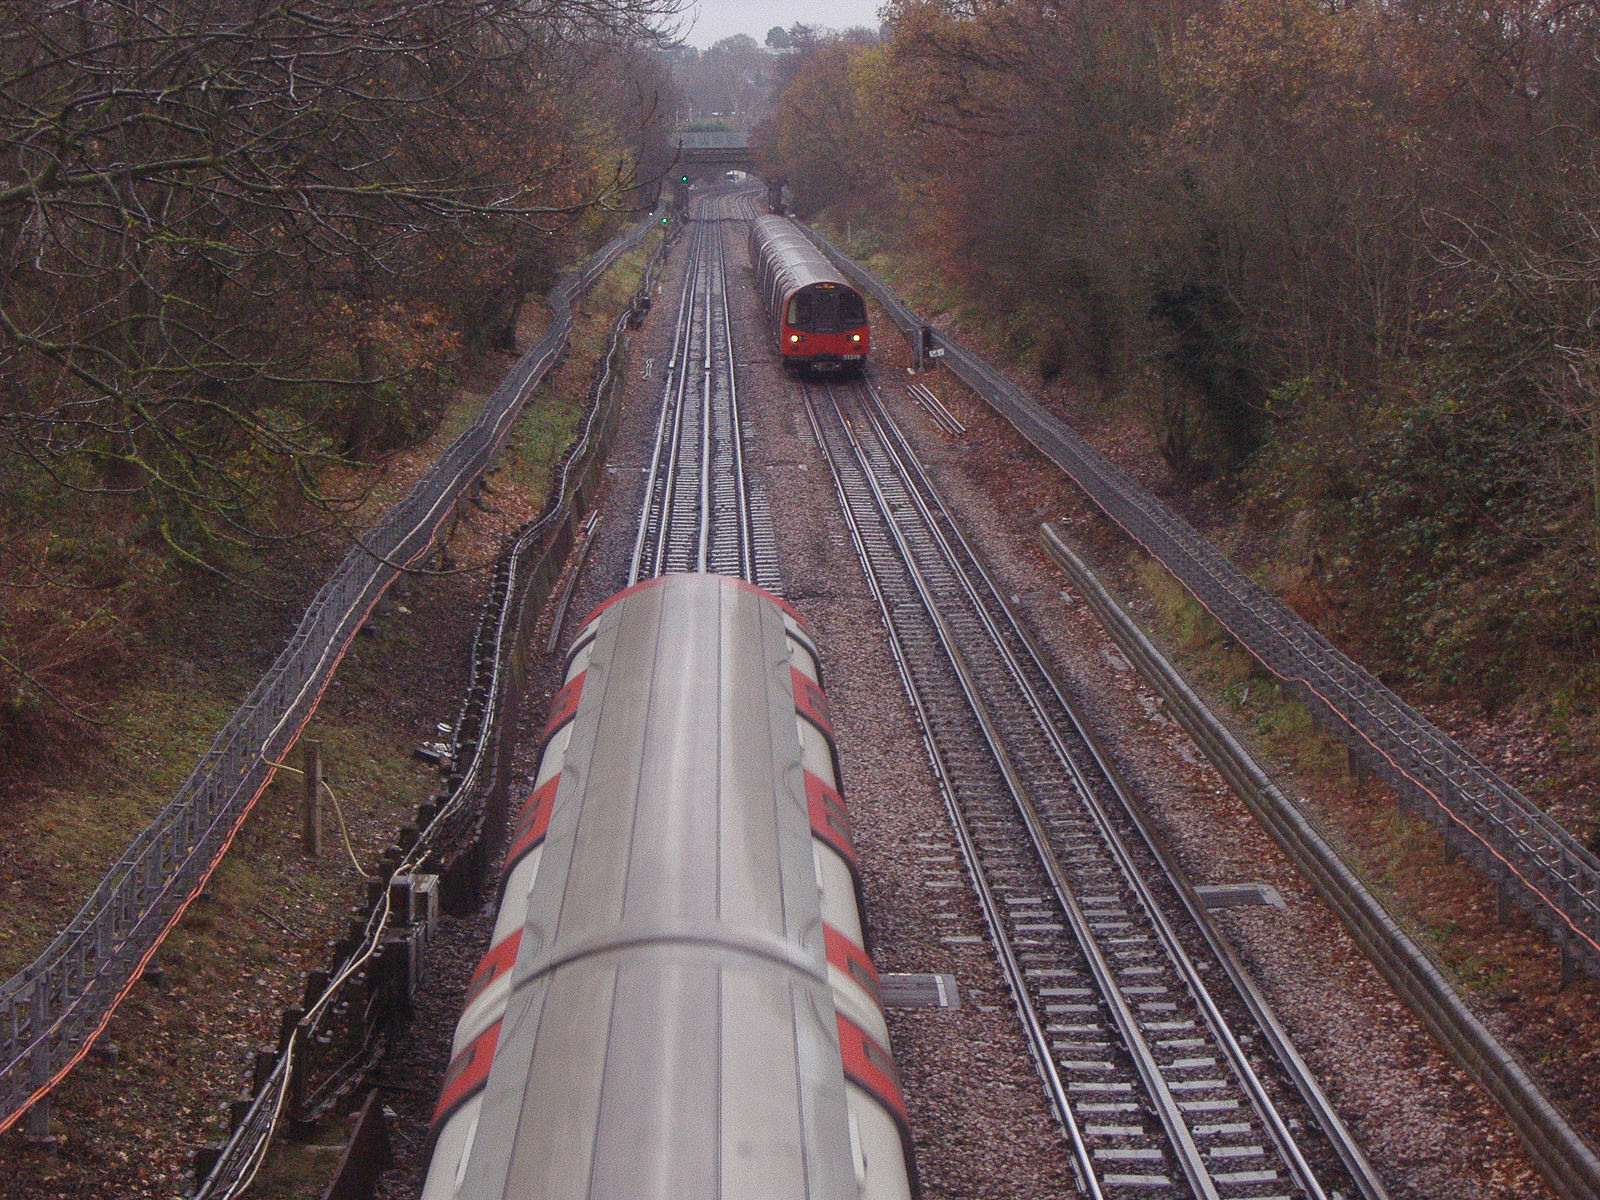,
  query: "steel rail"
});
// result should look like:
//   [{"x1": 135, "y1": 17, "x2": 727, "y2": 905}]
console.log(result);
[
  {"x1": 907, "y1": 381, "x2": 965, "y2": 436},
  {"x1": 698, "y1": 189, "x2": 752, "y2": 577},
  {"x1": 798, "y1": 383, "x2": 1106, "y2": 1200},
  {"x1": 865, "y1": 385, "x2": 1387, "y2": 1199},
  {"x1": 803, "y1": 376, "x2": 1180, "y2": 1188},
  {"x1": 631, "y1": 187, "x2": 763, "y2": 584},
  {"x1": 818, "y1": 380, "x2": 1219, "y2": 1198},
  {"x1": 717, "y1": 203, "x2": 756, "y2": 583},
  {"x1": 727, "y1": 188, "x2": 763, "y2": 587},
  {"x1": 697, "y1": 210, "x2": 716, "y2": 571},
  {"x1": 858, "y1": 378, "x2": 1384, "y2": 1200},
  {"x1": 705, "y1": 191, "x2": 758, "y2": 580},
  {"x1": 652, "y1": 213, "x2": 705, "y2": 575},
  {"x1": 805, "y1": 374, "x2": 1373, "y2": 1198},
  {"x1": 629, "y1": 207, "x2": 705, "y2": 584}
]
